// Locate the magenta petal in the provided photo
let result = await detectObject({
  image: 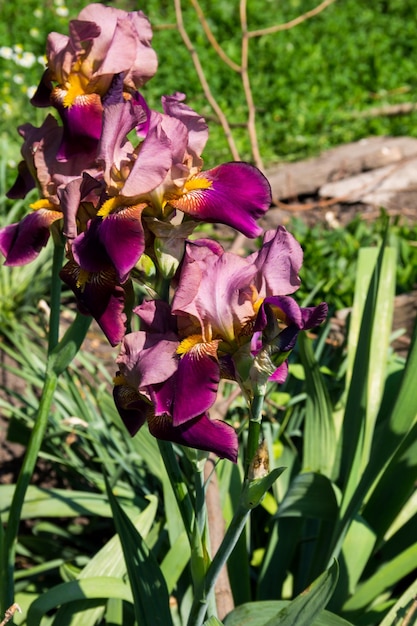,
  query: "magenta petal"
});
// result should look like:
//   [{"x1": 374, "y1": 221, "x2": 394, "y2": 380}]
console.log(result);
[
  {"x1": 269, "y1": 361, "x2": 288, "y2": 383},
  {"x1": 250, "y1": 227, "x2": 303, "y2": 296},
  {"x1": 60, "y1": 261, "x2": 127, "y2": 346},
  {"x1": 113, "y1": 385, "x2": 149, "y2": 436},
  {"x1": 55, "y1": 97, "x2": 103, "y2": 162},
  {"x1": 117, "y1": 331, "x2": 179, "y2": 389},
  {"x1": 162, "y1": 92, "x2": 208, "y2": 161},
  {"x1": 72, "y1": 221, "x2": 110, "y2": 274},
  {"x1": 149, "y1": 412, "x2": 238, "y2": 462},
  {"x1": 7, "y1": 161, "x2": 36, "y2": 199},
  {"x1": 98, "y1": 99, "x2": 148, "y2": 183},
  {"x1": 170, "y1": 162, "x2": 271, "y2": 237},
  {"x1": 121, "y1": 114, "x2": 174, "y2": 197},
  {"x1": 134, "y1": 299, "x2": 177, "y2": 334},
  {"x1": 255, "y1": 296, "x2": 303, "y2": 332},
  {"x1": 0, "y1": 210, "x2": 61, "y2": 266},
  {"x1": 98, "y1": 209, "x2": 145, "y2": 282},
  {"x1": 301, "y1": 302, "x2": 329, "y2": 329},
  {"x1": 173, "y1": 352, "x2": 220, "y2": 426}
]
